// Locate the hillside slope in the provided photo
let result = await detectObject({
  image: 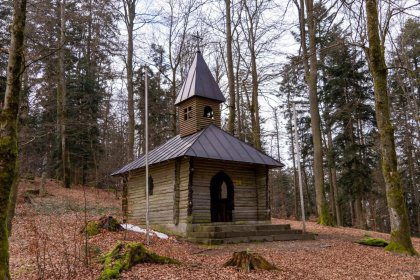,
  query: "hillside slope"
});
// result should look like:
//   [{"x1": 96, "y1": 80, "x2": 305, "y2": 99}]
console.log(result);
[{"x1": 10, "y1": 179, "x2": 420, "y2": 280}]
